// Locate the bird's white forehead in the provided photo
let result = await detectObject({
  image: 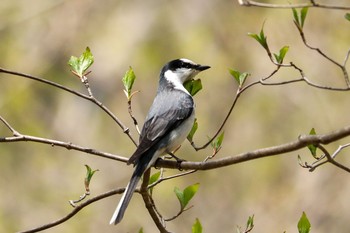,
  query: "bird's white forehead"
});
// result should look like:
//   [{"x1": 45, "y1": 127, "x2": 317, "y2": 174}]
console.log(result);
[{"x1": 179, "y1": 58, "x2": 196, "y2": 65}]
